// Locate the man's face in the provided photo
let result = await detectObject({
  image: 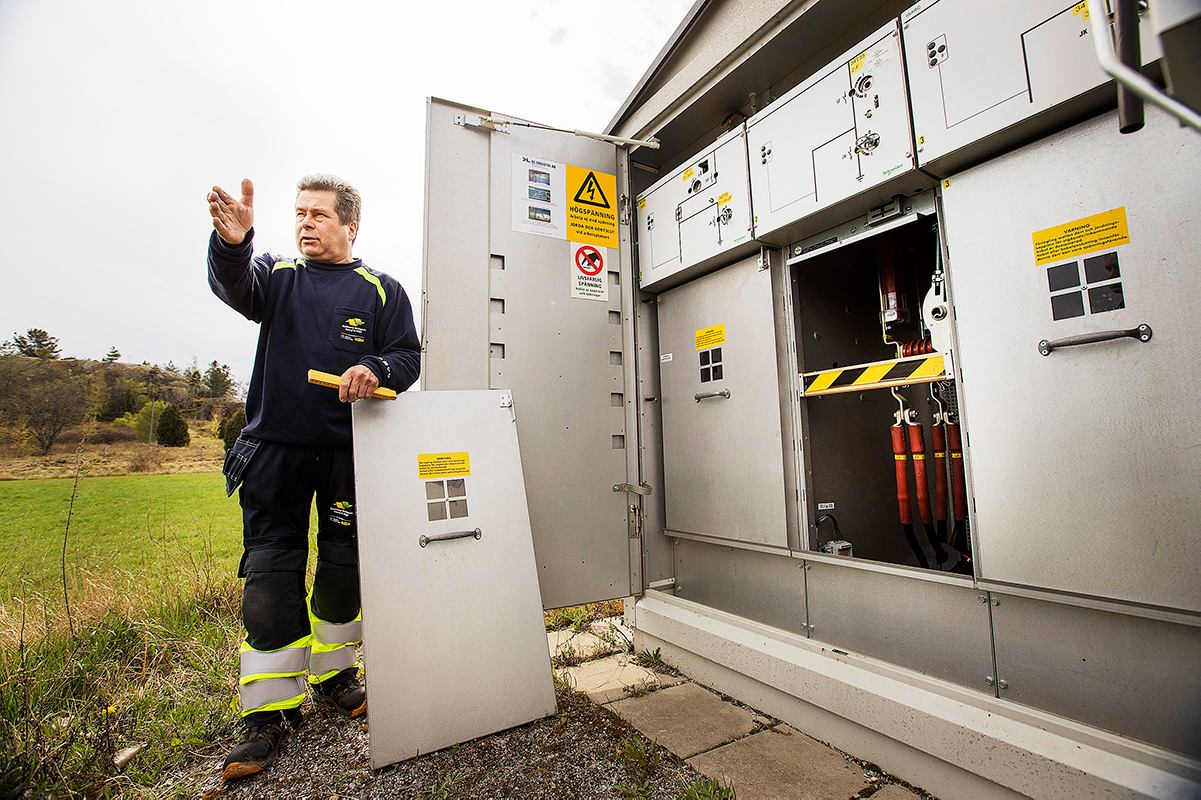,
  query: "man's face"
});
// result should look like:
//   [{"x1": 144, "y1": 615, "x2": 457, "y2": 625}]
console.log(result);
[{"x1": 295, "y1": 190, "x2": 357, "y2": 263}]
